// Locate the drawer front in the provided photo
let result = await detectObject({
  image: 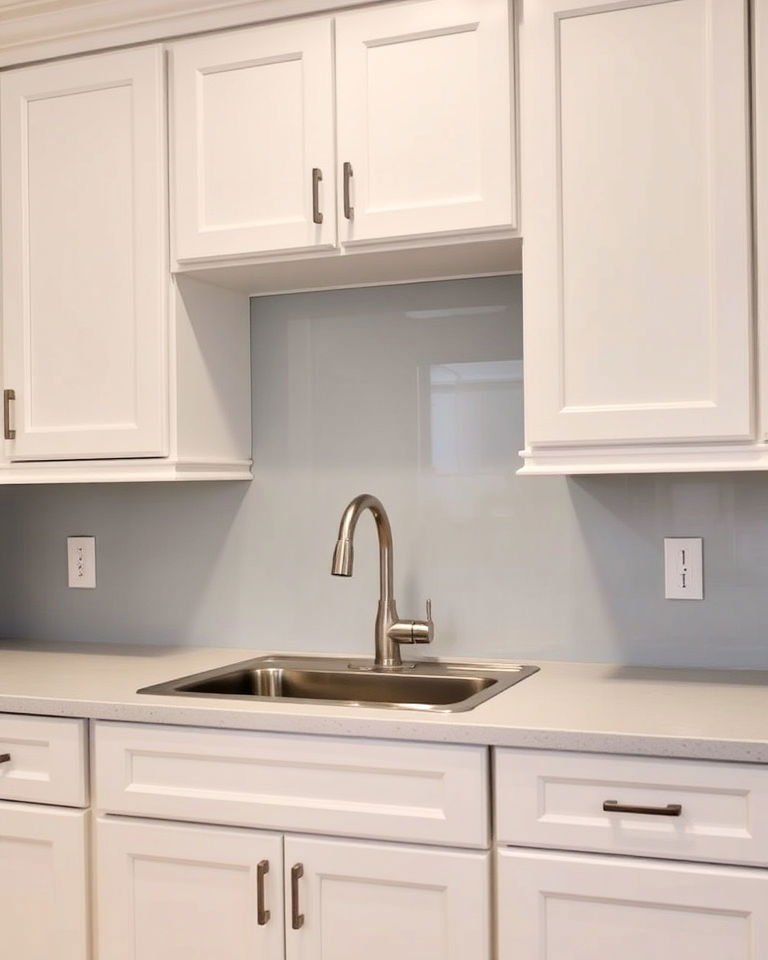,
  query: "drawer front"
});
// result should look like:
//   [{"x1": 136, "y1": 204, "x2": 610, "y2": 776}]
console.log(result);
[
  {"x1": 0, "y1": 714, "x2": 88, "y2": 807},
  {"x1": 495, "y1": 748, "x2": 768, "y2": 867},
  {"x1": 94, "y1": 721, "x2": 489, "y2": 847}
]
